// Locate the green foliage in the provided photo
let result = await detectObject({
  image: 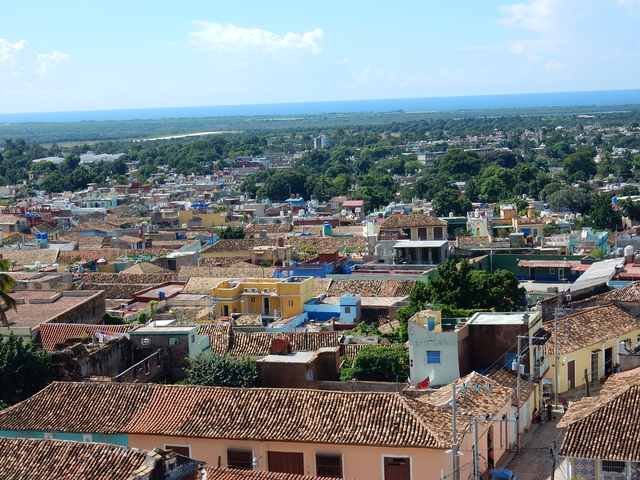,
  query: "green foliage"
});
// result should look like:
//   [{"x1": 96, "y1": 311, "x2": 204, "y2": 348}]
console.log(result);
[
  {"x1": 431, "y1": 187, "x2": 471, "y2": 216},
  {"x1": 186, "y1": 352, "x2": 258, "y2": 388},
  {"x1": 215, "y1": 226, "x2": 245, "y2": 239},
  {"x1": 621, "y1": 199, "x2": 640, "y2": 223},
  {"x1": 341, "y1": 345, "x2": 409, "y2": 383},
  {"x1": 563, "y1": 147, "x2": 596, "y2": 182},
  {"x1": 543, "y1": 223, "x2": 562, "y2": 236},
  {"x1": 586, "y1": 193, "x2": 622, "y2": 231},
  {"x1": 0, "y1": 335, "x2": 53, "y2": 405},
  {"x1": 396, "y1": 260, "x2": 526, "y2": 341}
]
